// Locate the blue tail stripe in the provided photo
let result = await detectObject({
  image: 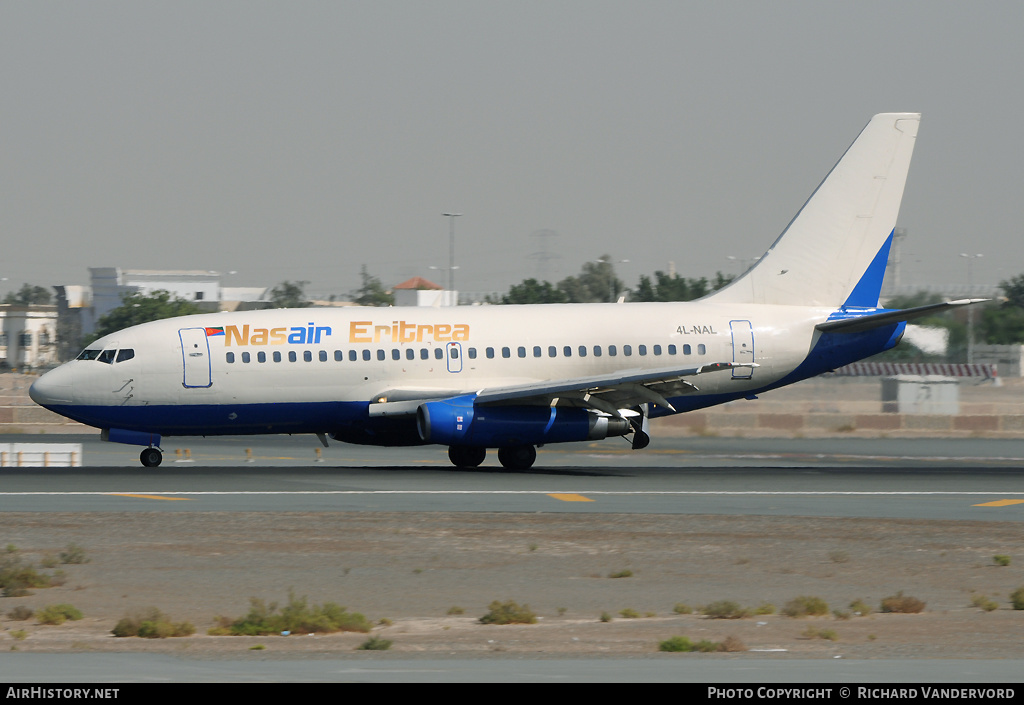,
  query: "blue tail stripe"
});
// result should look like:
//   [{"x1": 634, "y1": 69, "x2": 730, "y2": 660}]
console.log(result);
[{"x1": 842, "y1": 229, "x2": 894, "y2": 308}]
